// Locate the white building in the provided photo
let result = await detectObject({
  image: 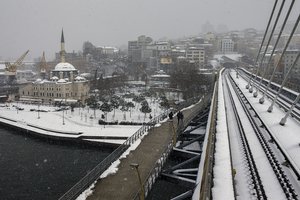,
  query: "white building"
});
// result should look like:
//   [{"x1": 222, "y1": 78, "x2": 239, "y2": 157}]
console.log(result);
[
  {"x1": 219, "y1": 38, "x2": 235, "y2": 53},
  {"x1": 19, "y1": 30, "x2": 89, "y2": 104},
  {"x1": 186, "y1": 47, "x2": 205, "y2": 67},
  {"x1": 283, "y1": 50, "x2": 300, "y2": 79}
]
